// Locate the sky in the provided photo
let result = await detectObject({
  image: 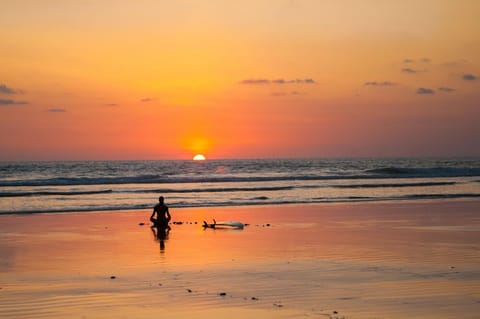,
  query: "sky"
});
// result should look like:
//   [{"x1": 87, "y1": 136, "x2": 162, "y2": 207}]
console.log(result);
[{"x1": 1, "y1": 0, "x2": 479, "y2": 161}]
